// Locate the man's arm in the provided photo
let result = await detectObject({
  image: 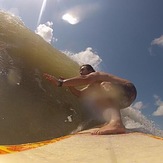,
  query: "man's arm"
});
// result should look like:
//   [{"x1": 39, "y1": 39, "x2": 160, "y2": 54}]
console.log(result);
[
  {"x1": 43, "y1": 72, "x2": 98, "y2": 87},
  {"x1": 68, "y1": 87, "x2": 81, "y2": 97},
  {"x1": 61, "y1": 72, "x2": 101, "y2": 86},
  {"x1": 43, "y1": 73, "x2": 89, "y2": 97},
  {"x1": 68, "y1": 86, "x2": 89, "y2": 98}
]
